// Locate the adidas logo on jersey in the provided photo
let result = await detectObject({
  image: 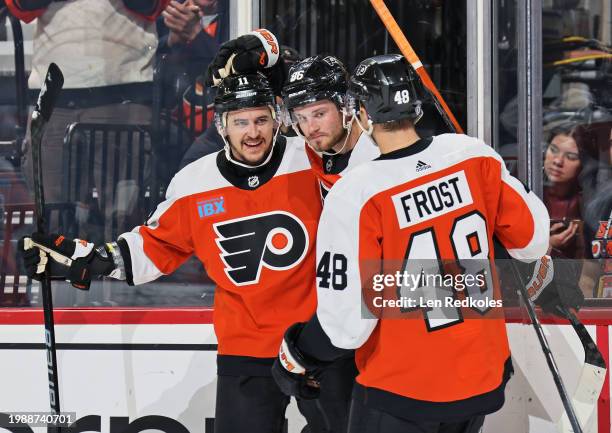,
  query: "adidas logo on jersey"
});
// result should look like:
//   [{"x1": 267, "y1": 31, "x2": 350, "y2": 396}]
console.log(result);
[{"x1": 415, "y1": 160, "x2": 432, "y2": 172}]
